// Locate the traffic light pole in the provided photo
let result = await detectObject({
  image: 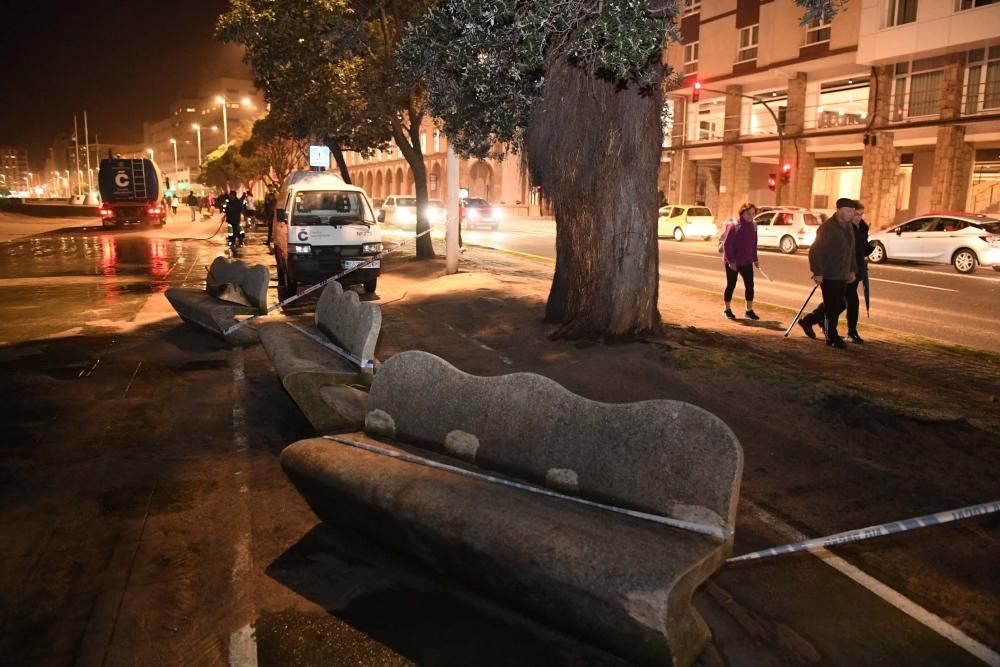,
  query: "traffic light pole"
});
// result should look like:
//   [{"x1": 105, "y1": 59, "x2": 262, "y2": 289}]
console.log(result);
[{"x1": 697, "y1": 86, "x2": 786, "y2": 206}]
